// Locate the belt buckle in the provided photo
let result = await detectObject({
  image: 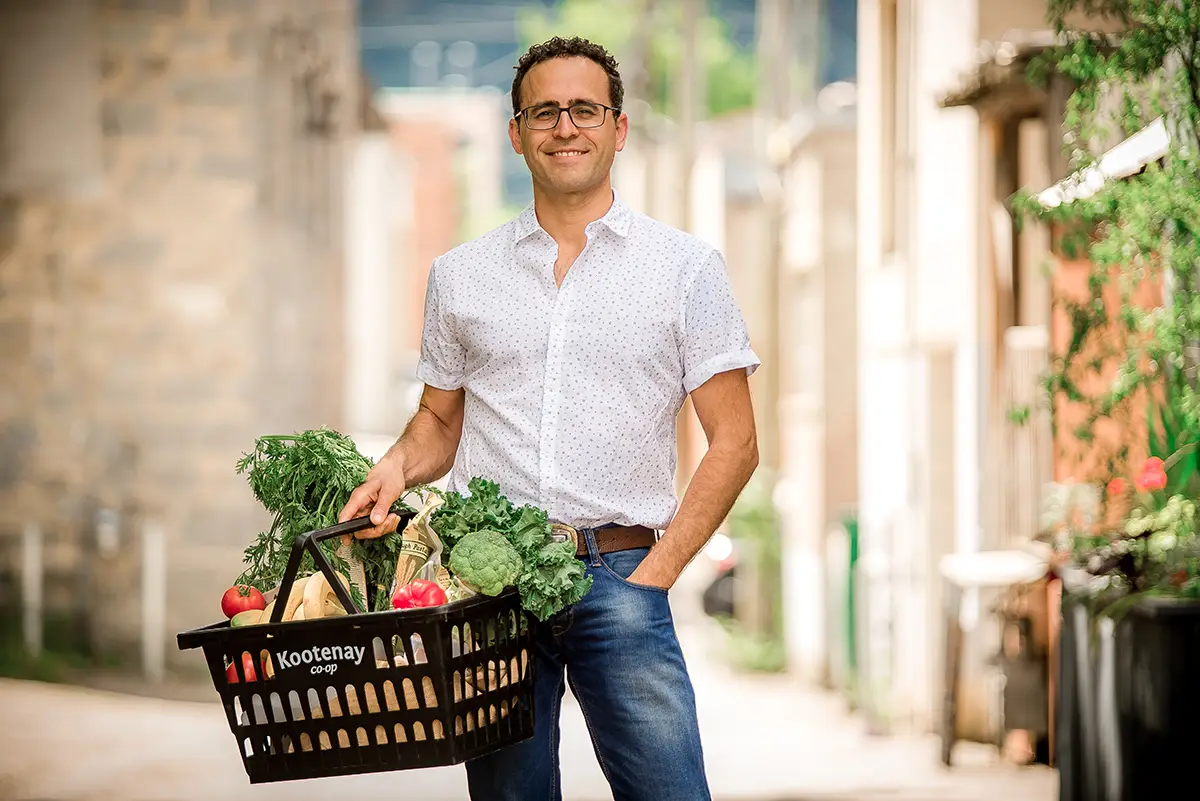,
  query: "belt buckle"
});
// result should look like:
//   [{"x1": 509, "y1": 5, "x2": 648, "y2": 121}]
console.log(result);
[{"x1": 550, "y1": 522, "x2": 579, "y2": 552}]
